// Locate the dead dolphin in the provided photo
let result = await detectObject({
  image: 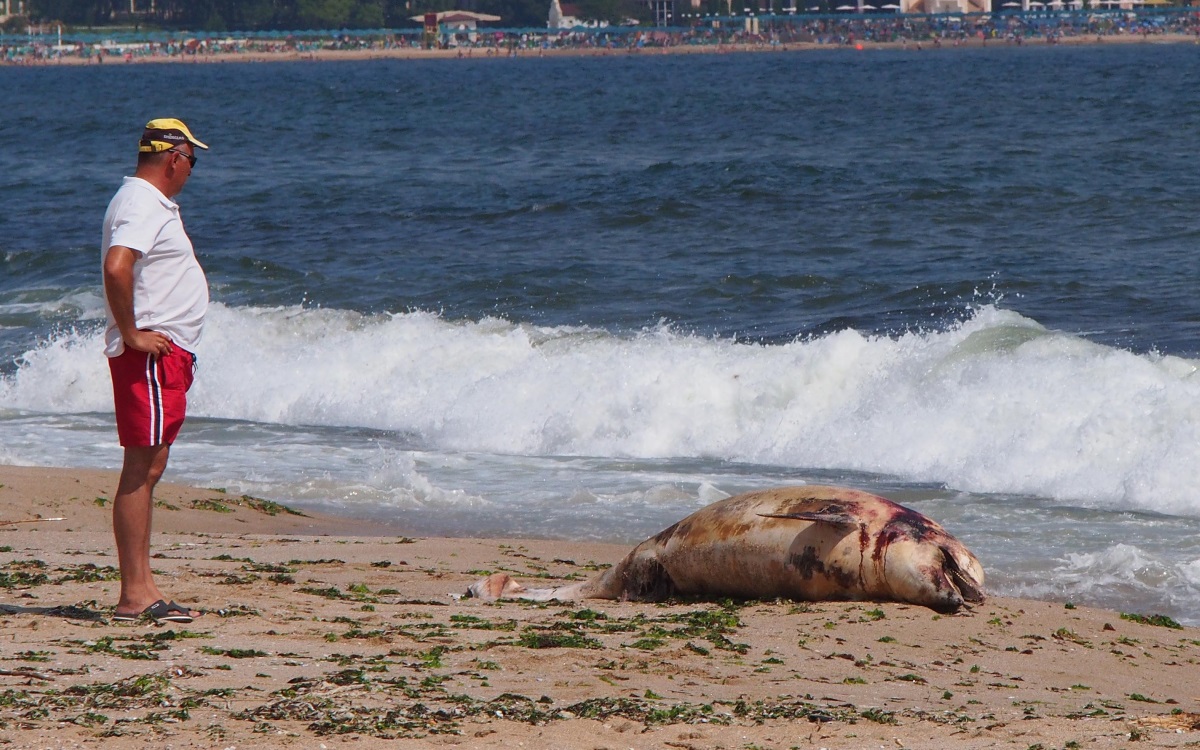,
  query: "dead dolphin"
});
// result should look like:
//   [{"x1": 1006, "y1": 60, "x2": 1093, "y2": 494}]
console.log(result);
[{"x1": 467, "y1": 485, "x2": 985, "y2": 613}]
